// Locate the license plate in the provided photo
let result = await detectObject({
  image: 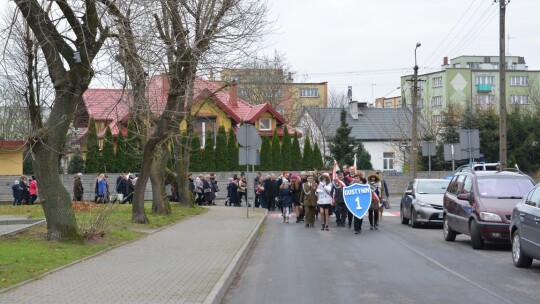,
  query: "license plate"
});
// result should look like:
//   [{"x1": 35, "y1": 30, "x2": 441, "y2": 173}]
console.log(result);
[{"x1": 438, "y1": 213, "x2": 443, "y2": 219}]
